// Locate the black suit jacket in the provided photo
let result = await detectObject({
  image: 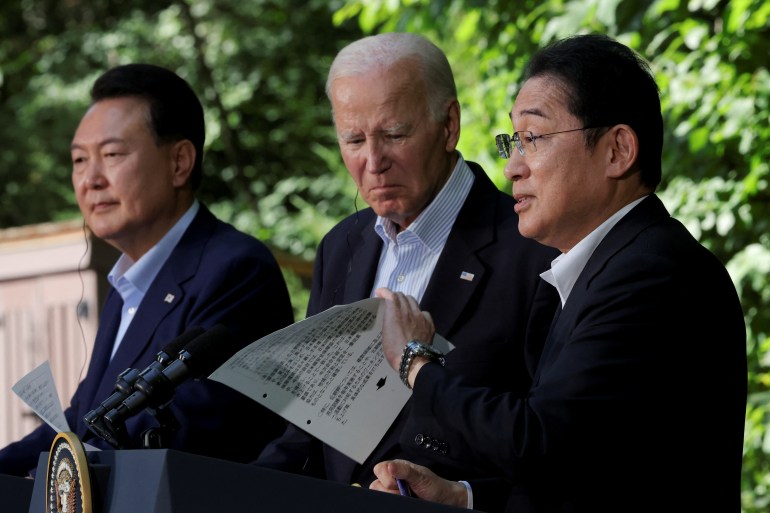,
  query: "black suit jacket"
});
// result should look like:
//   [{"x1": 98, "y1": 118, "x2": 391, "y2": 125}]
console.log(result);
[
  {"x1": 0, "y1": 205, "x2": 294, "y2": 476},
  {"x1": 404, "y1": 195, "x2": 747, "y2": 513},
  {"x1": 256, "y1": 162, "x2": 559, "y2": 501}
]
